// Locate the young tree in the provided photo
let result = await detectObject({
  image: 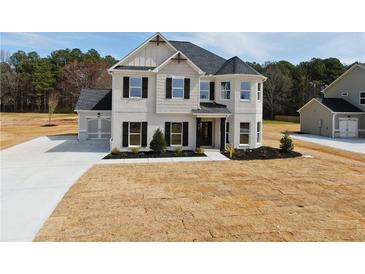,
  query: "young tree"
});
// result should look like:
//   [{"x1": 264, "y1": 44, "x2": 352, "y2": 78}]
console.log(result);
[
  {"x1": 149, "y1": 129, "x2": 167, "y2": 154},
  {"x1": 280, "y1": 131, "x2": 294, "y2": 152},
  {"x1": 48, "y1": 91, "x2": 59, "y2": 125}
]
